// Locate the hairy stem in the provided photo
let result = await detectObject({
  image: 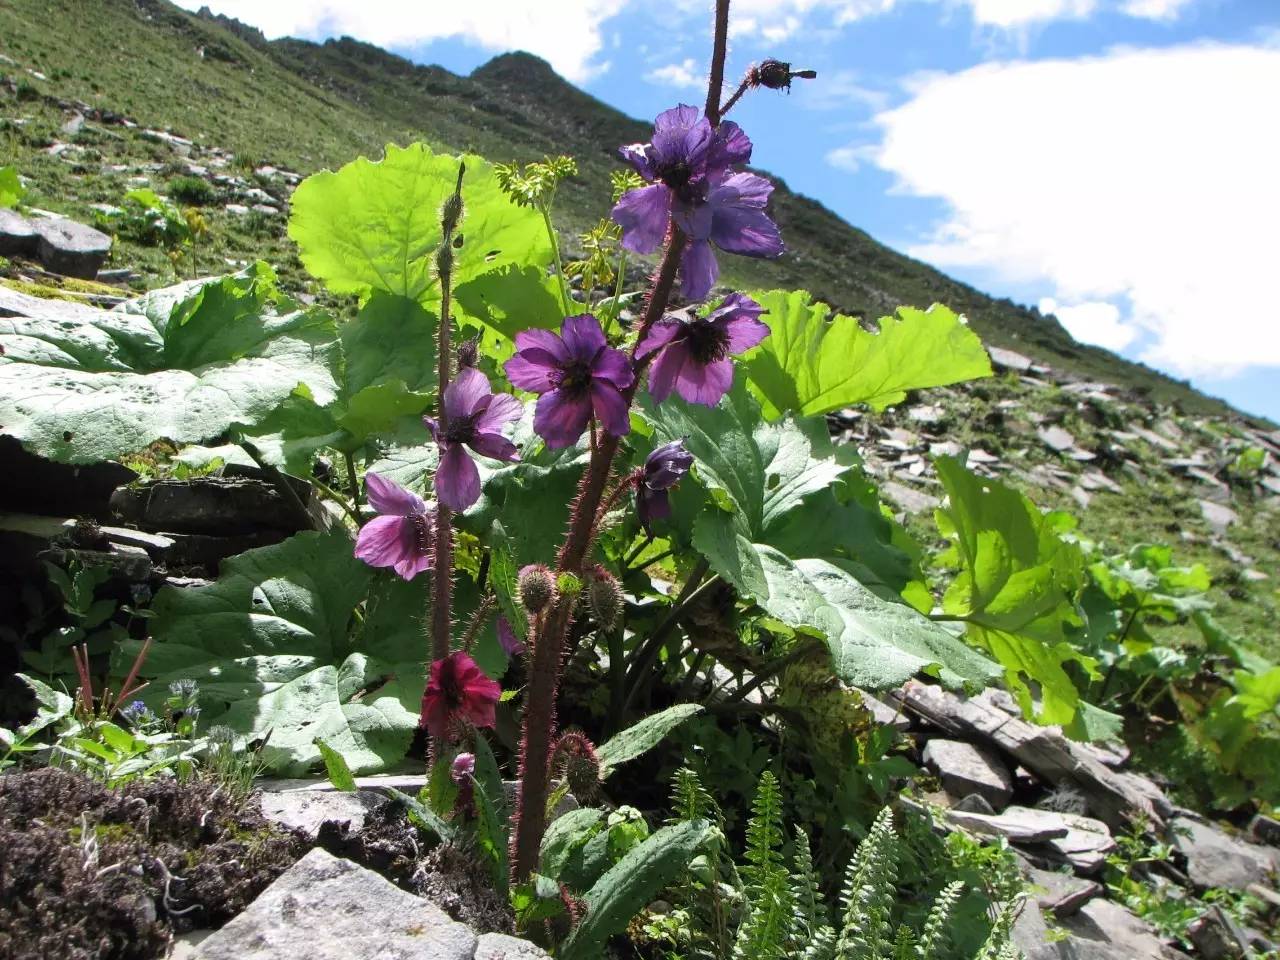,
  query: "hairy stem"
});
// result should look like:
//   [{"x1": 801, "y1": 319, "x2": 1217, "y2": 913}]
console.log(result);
[{"x1": 704, "y1": 0, "x2": 731, "y2": 127}]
